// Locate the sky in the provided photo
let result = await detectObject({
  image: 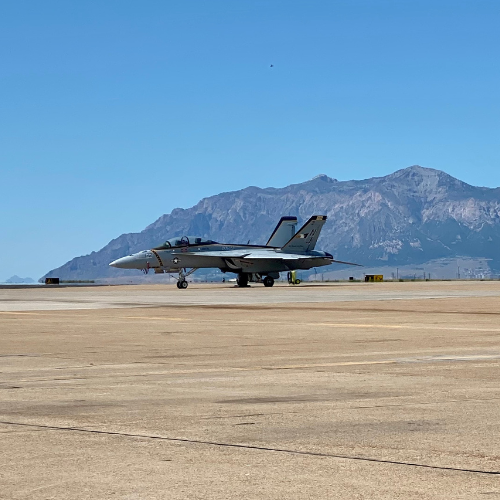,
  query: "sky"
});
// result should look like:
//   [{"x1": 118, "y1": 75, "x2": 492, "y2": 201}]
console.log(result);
[{"x1": 1, "y1": 0, "x2": 499, "y2": 281}]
